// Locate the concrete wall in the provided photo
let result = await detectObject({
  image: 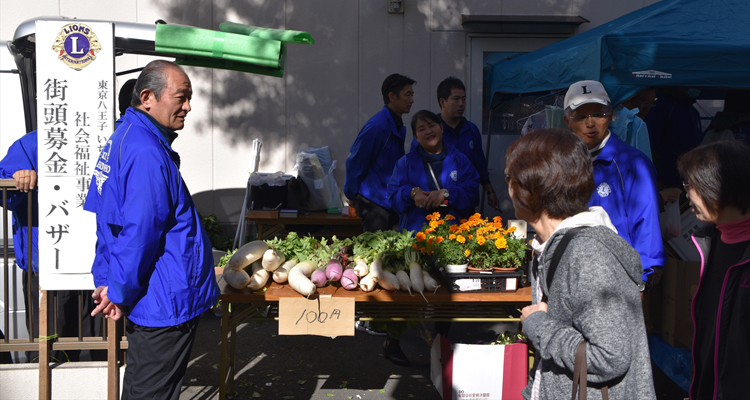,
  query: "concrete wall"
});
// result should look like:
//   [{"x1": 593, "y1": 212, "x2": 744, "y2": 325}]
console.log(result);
[
  {"x1": 0, "y1": 0, "x2": 660, "y2": 228},
  {"x1": 0, "y1": 362, "x2": 124, "y2": 399}
]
